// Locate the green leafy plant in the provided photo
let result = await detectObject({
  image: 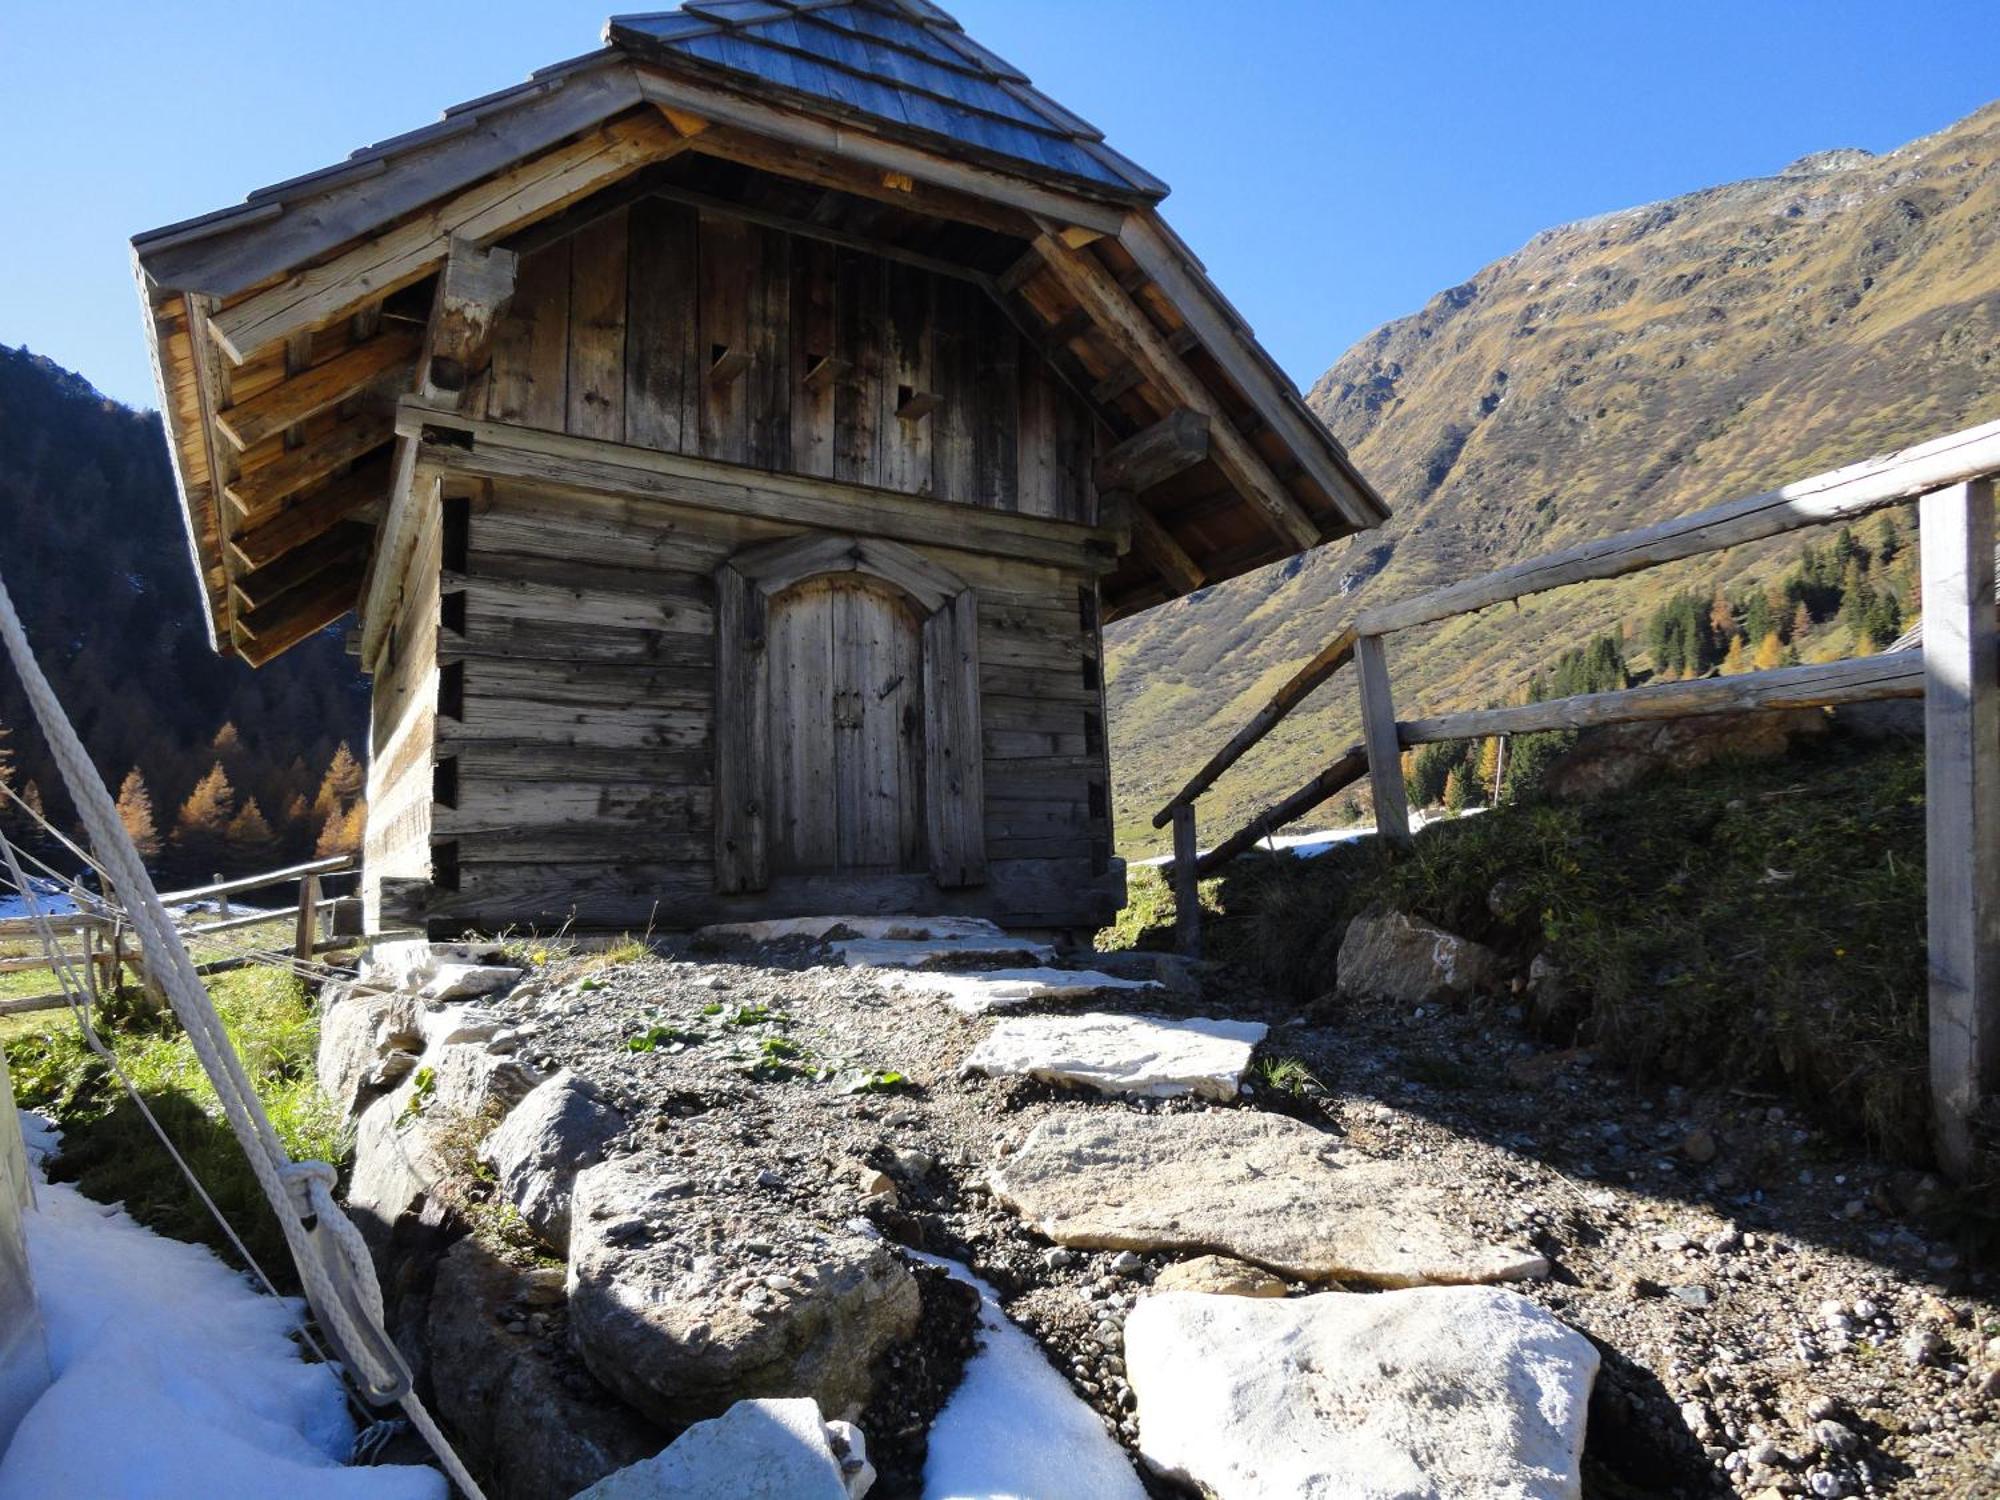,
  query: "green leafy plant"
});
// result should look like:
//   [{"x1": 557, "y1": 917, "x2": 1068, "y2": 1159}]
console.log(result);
[
  {"x1": 626, "y1": 1024, "x2": 703, "y2": 1053},
  {"x1": 1252, "y1": 1056, "x2": 1325, "y2": 1099},
  {"x1": 841, "y1": 1069, "x2": 914, "y2": 1095}
]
